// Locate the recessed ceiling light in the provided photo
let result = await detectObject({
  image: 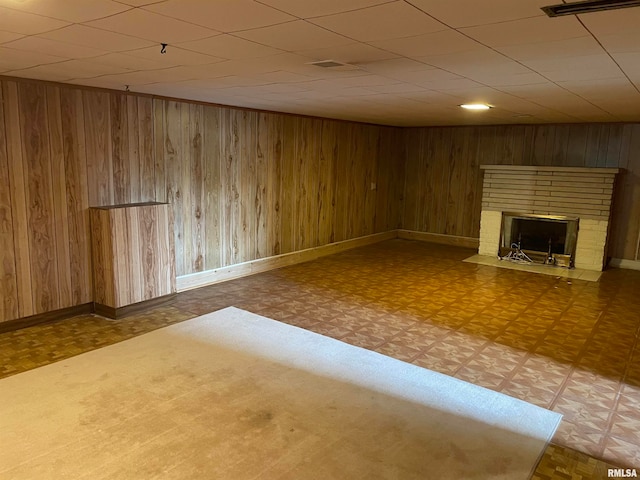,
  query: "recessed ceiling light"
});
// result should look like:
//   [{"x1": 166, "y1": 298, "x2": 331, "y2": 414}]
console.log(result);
[{"x1": 460, "y1": 103, "x2": 491, "y2": 110}]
